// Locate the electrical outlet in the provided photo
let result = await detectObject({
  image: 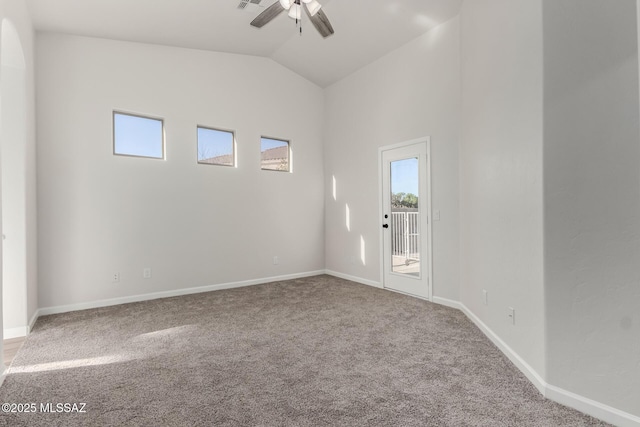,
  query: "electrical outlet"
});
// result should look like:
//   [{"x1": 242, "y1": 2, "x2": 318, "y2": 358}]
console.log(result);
[
  {"x1": 483, "y1": 290, "x2": 488, "y2": 306},
  {"x1": 508, "y1": 307, "x2": 515, "y2": 325},
  {"x1": 143, "y1": 268, "x2": 152, "y2": 279},
  {"x1": 112, "y1": 272, "x2": 120, "y2": 283},
  {"x1": 273, "y1": 256, "x2": 279, "y2": 265}
]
